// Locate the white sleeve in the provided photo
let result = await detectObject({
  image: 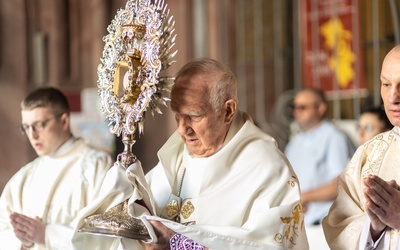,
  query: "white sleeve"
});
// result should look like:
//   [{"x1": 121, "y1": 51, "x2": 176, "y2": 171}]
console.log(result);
[
  {"x1": 45, "y1": 224, "x2": 74, "y2": 249},
  {"x1": 0, "y1": 229, "x2": 21, "y2": 250},
  {"x1": 359, "y1": 217, "x2": 390, "y2": 250},
  {"x1": 0, "y1": 172, "x2": 25, "y2": 250}
]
